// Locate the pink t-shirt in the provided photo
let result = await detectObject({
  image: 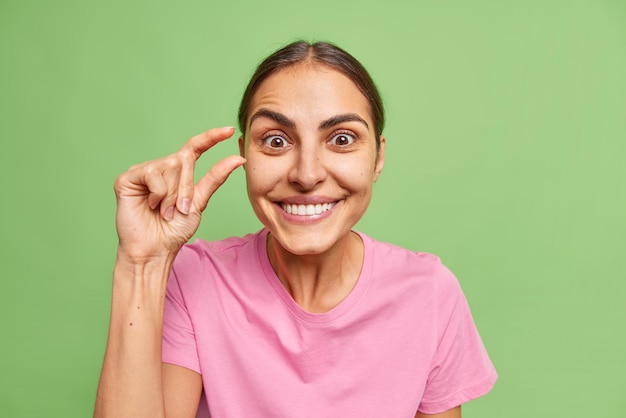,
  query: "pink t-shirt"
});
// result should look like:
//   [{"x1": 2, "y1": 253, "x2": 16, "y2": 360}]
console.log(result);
[{"x1": 163, "y1": 229, "x2": 497, "y2": 417}]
